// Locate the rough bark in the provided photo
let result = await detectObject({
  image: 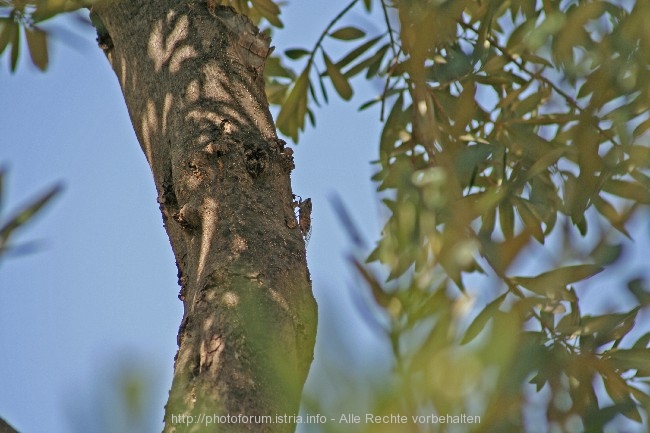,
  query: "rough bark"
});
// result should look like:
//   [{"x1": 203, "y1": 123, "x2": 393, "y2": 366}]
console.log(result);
[{"x1": 91, "y1": 2, "x2": 317, "y2": 432}]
